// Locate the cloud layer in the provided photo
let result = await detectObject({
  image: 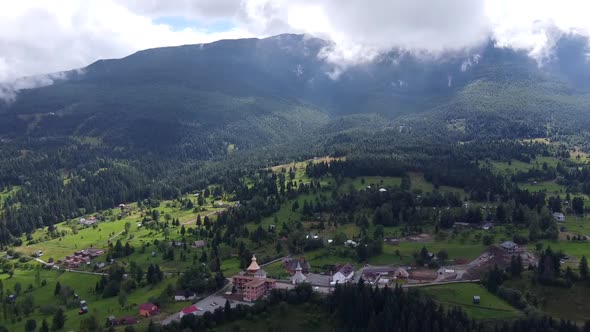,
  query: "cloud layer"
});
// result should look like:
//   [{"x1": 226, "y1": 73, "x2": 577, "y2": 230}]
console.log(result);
[{"x1": 1, "y1": 0, "x2": 590, "y2": 88}]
